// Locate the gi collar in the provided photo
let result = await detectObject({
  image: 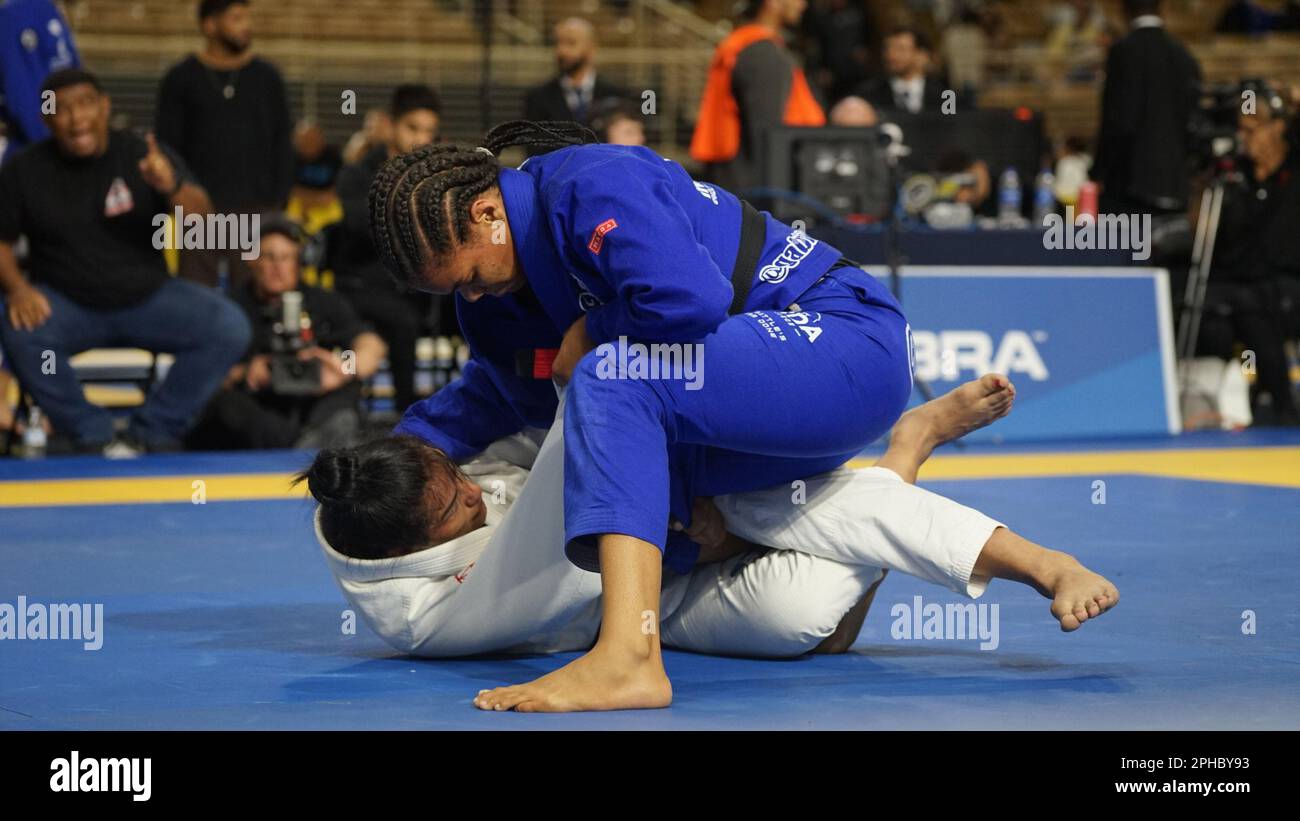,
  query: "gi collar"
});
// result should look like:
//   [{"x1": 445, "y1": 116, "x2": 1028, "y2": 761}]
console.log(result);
[
  {"x1": 314, "y1": 504, "x2": 501, "y2": 582},
  {"x1": 497, "y1": 166, "x2": 585, "y2": 332}
]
